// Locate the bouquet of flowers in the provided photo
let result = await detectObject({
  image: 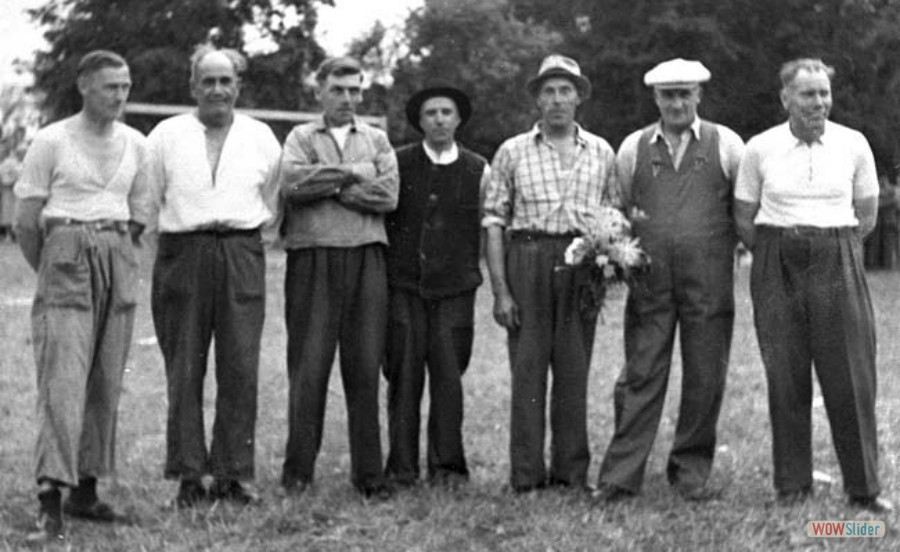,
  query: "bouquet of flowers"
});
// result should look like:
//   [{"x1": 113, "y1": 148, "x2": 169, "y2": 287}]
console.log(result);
[{"x1": 563, "y1": 205, "x2": 651, "y2": 316}]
